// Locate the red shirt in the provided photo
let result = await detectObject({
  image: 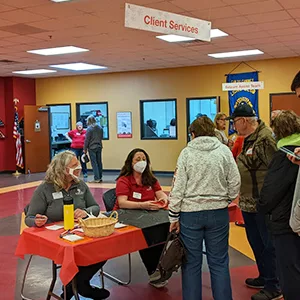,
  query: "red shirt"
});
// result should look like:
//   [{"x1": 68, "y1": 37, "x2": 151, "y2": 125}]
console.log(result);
[
  {"x1": 114, "y1": 175, "x2": 162, "y2": 210},
  {"x1": 231, "y1": 136, "x2": 244, "y2": 160},
  {"x1": 68, "y1": 129, "x2": 86, "y2": 149}
]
